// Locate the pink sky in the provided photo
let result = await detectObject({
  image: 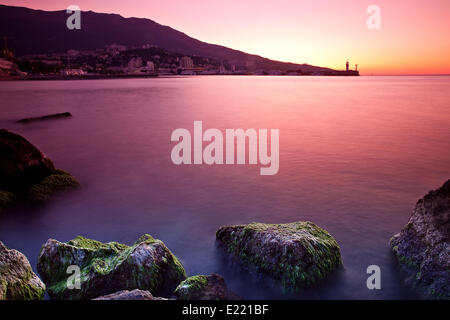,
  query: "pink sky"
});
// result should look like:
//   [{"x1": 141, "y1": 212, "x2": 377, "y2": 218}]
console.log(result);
[{"x1": 2, "y1": 0, "x2": 450, "y2": 74}]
